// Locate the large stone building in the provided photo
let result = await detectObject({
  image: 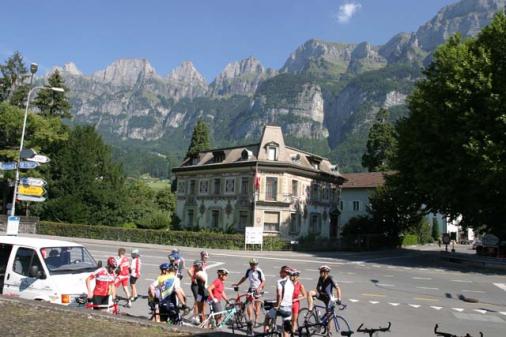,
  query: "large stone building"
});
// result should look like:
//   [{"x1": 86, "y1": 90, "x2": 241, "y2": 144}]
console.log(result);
[{"x1": 172, "y1": 125, "x2": 345, "y2": 238}]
